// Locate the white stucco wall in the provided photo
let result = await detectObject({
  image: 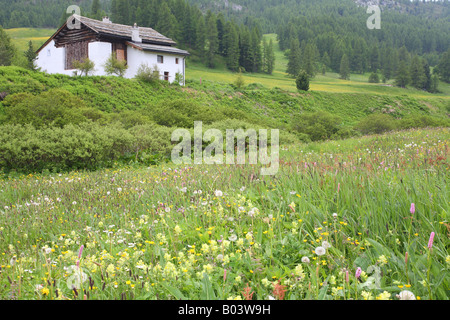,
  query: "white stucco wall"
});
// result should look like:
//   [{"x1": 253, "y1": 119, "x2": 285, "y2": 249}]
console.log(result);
[
  {"x1": 88, "y1": 41, "x2": 113, "y2": 76},
  {"x1": 36, "y1": 40, "x2": 69, "y2": 75},
  {"x1": 36, "y1": 40, "x2": 186, "y2": 84},
  {"x1": 125, "y1": 46, "x2": 185, "y2": 84}
]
